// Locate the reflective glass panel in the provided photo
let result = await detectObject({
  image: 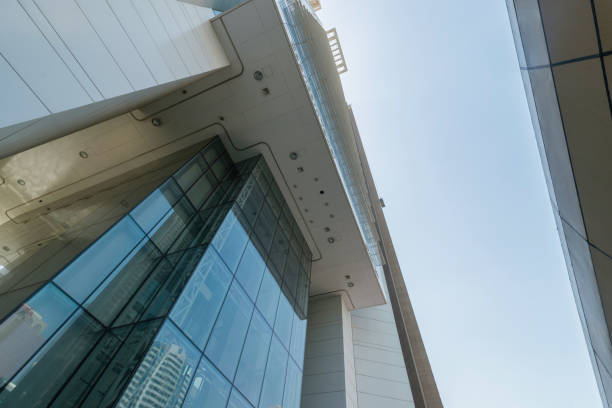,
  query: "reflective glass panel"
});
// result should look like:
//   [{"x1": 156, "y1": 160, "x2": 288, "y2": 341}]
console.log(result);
[
  {"x1": 84, "y1": 240, "x2": 162, "y2": 326},
  {"x1": 234, "y1": 241, "x2": 266, "y2": 301},
  {"x1": 228, "y1": 388, "x2": 253, "y2": 408},
  {"x1": 274, "y1": 295, "x2": 294, "y2": 349},
  {"x1": 258, "y1": 336, "x2": 288, "y2": 408},
  {"x1": 290, "y1": 315, "x2": 307, "y2": 369},
  {"x1": 130, "y1": 179, "x2": 182, "y2": 233},
  {"x1": 255, "y1": 269, "x2": 280, "y2": 327},
  {"x1": 282, "y1": 358, "x2": 302, "y2": 408},
  {"x1": 212, "y1": 209, "x2": 249, "y2": 273},
  {"x1": 54, "y1": 217, "x2": 144, "y2": 303},
  {"x1": 205, "y1": 281, "x2": 253, "y2": 378},
  {"x1": 82, "y1": 319, "x2": 163, "y2": 407},
  {"x1": 50, "y1": 329, "x2": 123, "y2": 407},
  {"x1": 149, "y1": 197, "x2": 196, "y2": 253},
  {"x1": 183, "y1": 356, "x2": 231, "y2": 408},
  {"x1": 170, "y1": 249, "x2": 232, "y2": 347},
  {"x1": 175, "y1": 154, "x2": 207, "y2": 192},
  {"x1": 0, "y1": 311, "x2": 103, "y2": 407},
  {"x1": 118, "y1": 321, "x2": 199, "y2": 408},
  {"x1": 234, "y1": 311, "x2": 272, "y2": 405},
  {"x1": 186, "y1": 171, "x2": 217, "y2": 210},
  {"x1": 0, "y1": 284, "x2": 76, "y2": 386}
]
